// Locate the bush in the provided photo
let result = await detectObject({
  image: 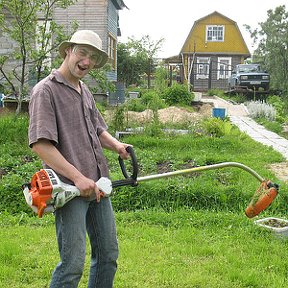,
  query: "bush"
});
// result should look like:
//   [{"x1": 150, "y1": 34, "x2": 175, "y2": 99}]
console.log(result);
[
  {"x1": 125, "y1": 98, "x2": 146, "y2": 112},
  {"x1": 141, "y1": 90, "x2": 166, "y2": 110},
  {"x1": 201, "y1": 117, "x2": 234, "y2": 137},
  {"x1": 246, "y1": 100, "x2": 276, "y2": 121},
  {"x1": 267, "y1": 95, "x2": 288, "y2": 123},
  {"x1": 162, "y1": 84, "x2": 194, "y2": 106},
  {"x1": 207, "y1": 88, "x2": 225, "y2": 98}
]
